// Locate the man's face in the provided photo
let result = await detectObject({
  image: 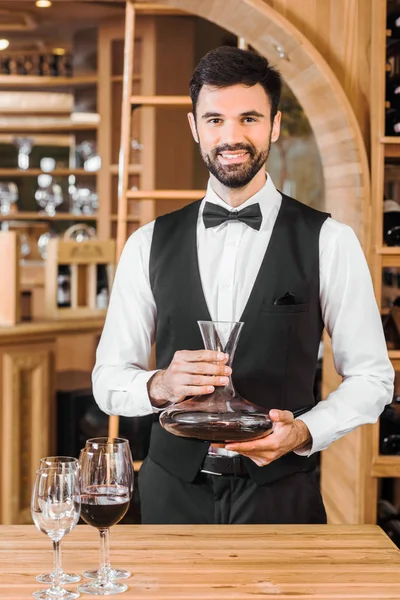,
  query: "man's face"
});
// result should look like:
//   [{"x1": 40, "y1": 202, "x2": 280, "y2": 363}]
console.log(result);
[{"x1": 188, "y1": 83, "x2": 281, "y2": 189}]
